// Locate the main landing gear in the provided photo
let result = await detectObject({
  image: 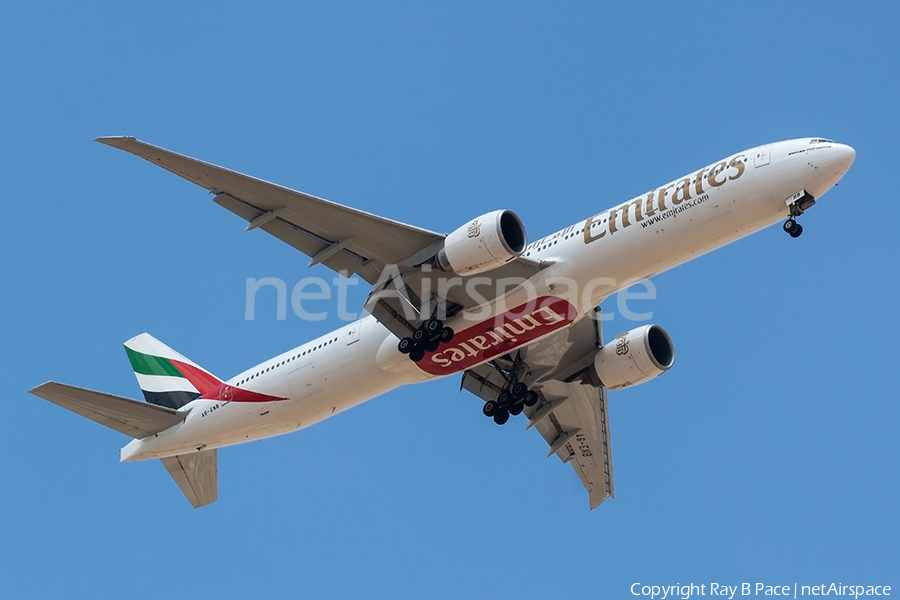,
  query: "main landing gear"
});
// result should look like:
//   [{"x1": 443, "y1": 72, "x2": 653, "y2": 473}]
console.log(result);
[
  {"x1": 481, "y1": 381, "x2": 540, "y2": 426},
  {"x1": 397, "y1": 318, "x2": 454, "y2": 362}
]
